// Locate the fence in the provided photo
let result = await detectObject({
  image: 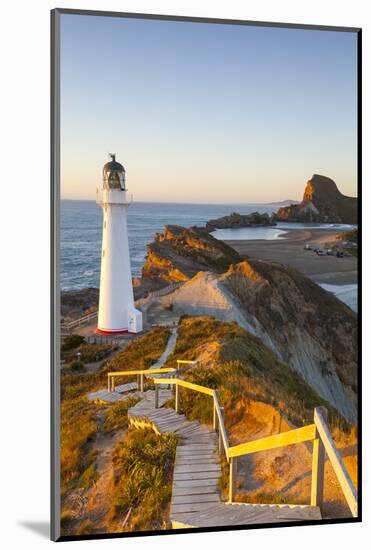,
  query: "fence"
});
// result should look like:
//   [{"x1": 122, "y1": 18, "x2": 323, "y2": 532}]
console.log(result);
[
  {"x1": 107, "y1": 367, "x2": 177, "y2": 393},
  {"x1": 152, "y1": 378, "x2": 358, "y2": 517},
  {"x1": 62, "y1": 311, "x2": 98, "y2": 332},
  {"x1": 62, "y1": 282, "x2": 183, "y2": 333}
]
